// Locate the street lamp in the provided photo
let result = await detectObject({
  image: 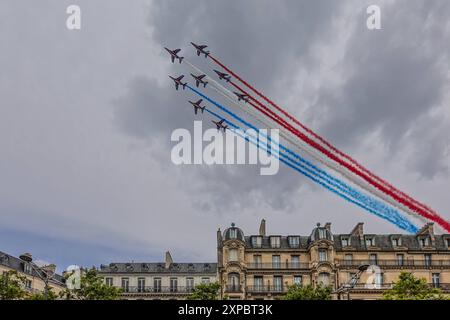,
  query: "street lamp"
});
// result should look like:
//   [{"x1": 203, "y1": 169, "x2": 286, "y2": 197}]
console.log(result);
[
  {"x1": 335, "y1": 264, "x2": 370, "y2": 300},
  {"x1": 19, "y1": 253, "x2": 57, "y2": 299}
]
